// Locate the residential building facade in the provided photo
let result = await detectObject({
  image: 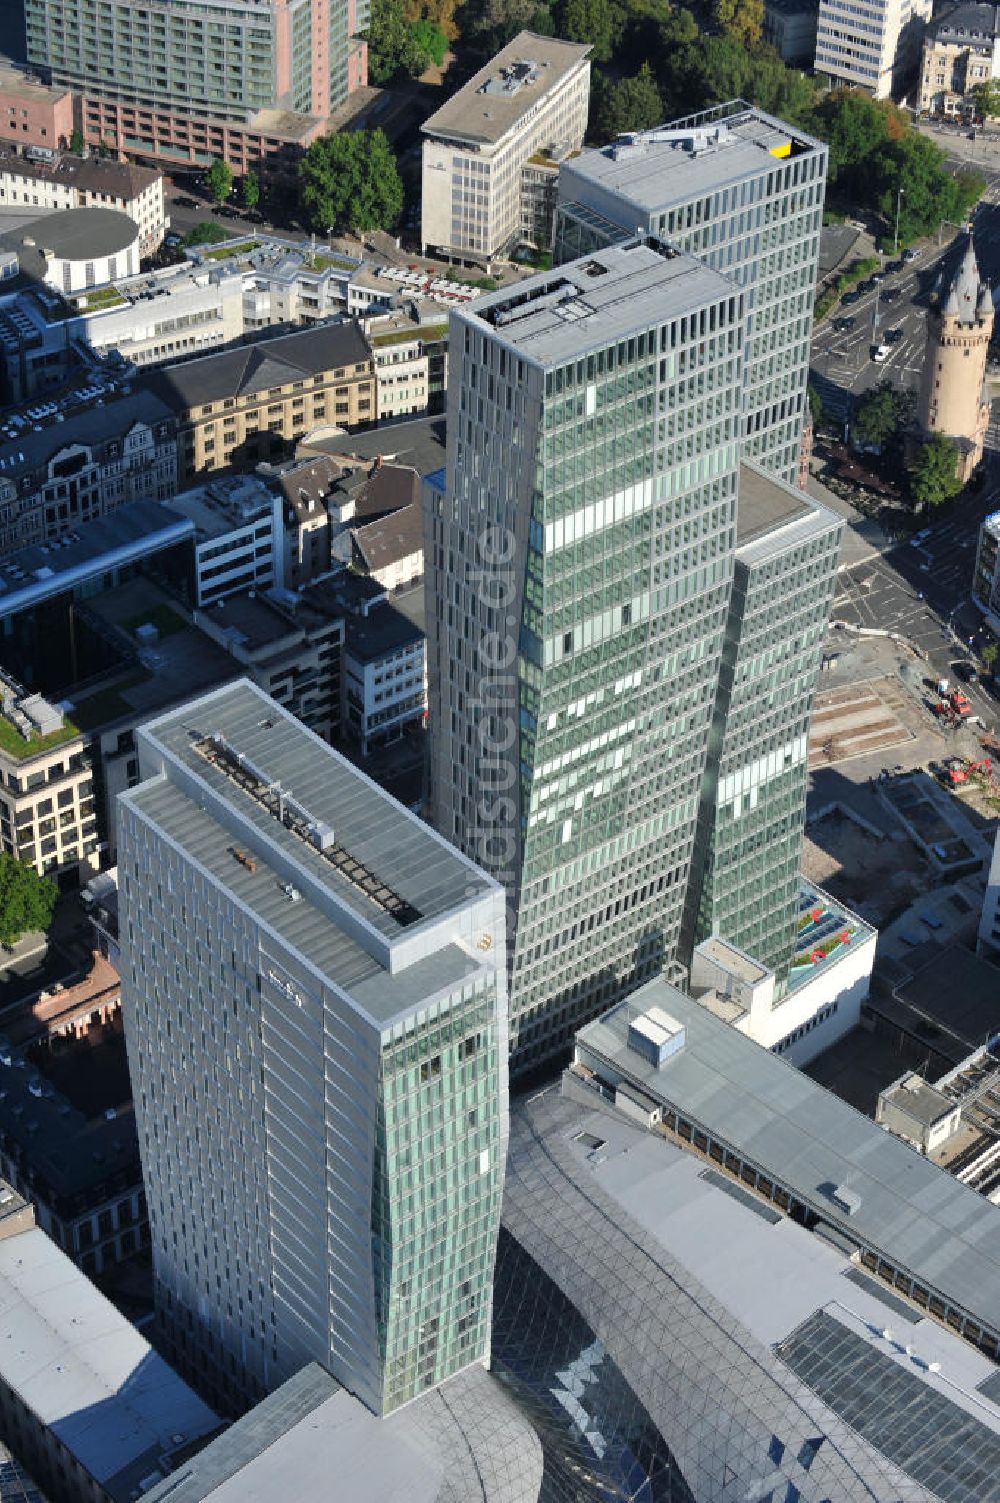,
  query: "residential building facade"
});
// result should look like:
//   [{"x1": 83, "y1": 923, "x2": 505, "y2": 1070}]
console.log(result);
[
  {"x1": 0, "y1": 672, "x2": 98, "y2": 884},
  {"x1": 119, "y1": 681, "x2": 509, "y2": 1416},
  {"x1": 25, "y1": 0, "x2": 367, "y2": 172},
  {"x1": 421, "y1": 32, "x2": 591, "y2": 267},
  {"x1": 147, "y1": 321, "x2": 375, "y2": 482},
  {"x1": 815, "y1": 0, "x2": 932, "y2": 95},
  {"x1": 683, "y1": 463, "x2": 843, "y2": 979},
  {"x1": 0, "y1": 152, "x2": 165, "y2": 253},
  {"x1": 0, "y1": 390, "x2": 177, "y2": 554},
  {"x1": 973, "y1": 506, "x2": 1000, "y2": 635},
  {"x1": 340, "y1": 585, "x2": 425, "y2": 756},
  {"x1": 919, "y1": 1, "x2": 1000, "y2": 114},
  {"x1": 554, "y1": 105, "x2": 827, "y2": 486},
  {"x1": 426, "y1": 239, "x2": 744, "y2": 1074}
]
